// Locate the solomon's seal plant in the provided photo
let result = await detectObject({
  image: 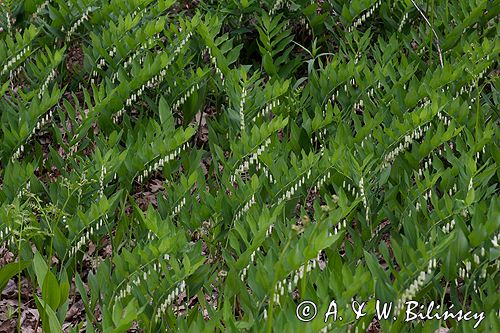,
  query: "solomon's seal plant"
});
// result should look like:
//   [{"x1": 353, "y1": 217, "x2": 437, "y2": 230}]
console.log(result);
[{"x1": 0, "y1": 0, "x2": 498, "y2": 332}]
